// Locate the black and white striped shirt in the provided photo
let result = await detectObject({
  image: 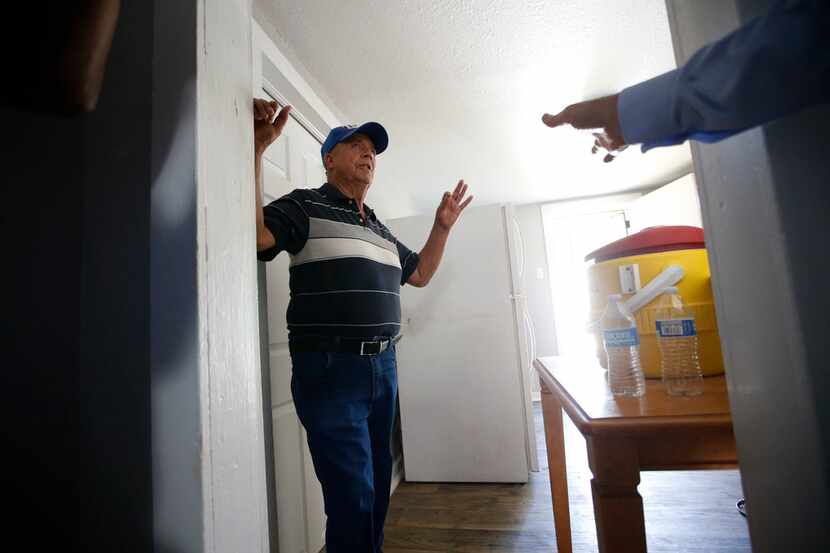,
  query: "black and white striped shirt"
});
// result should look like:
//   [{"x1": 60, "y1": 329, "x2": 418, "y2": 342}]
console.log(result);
[{"x1": 258, "y1": 183, "x2": 419, "y2": 340}]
